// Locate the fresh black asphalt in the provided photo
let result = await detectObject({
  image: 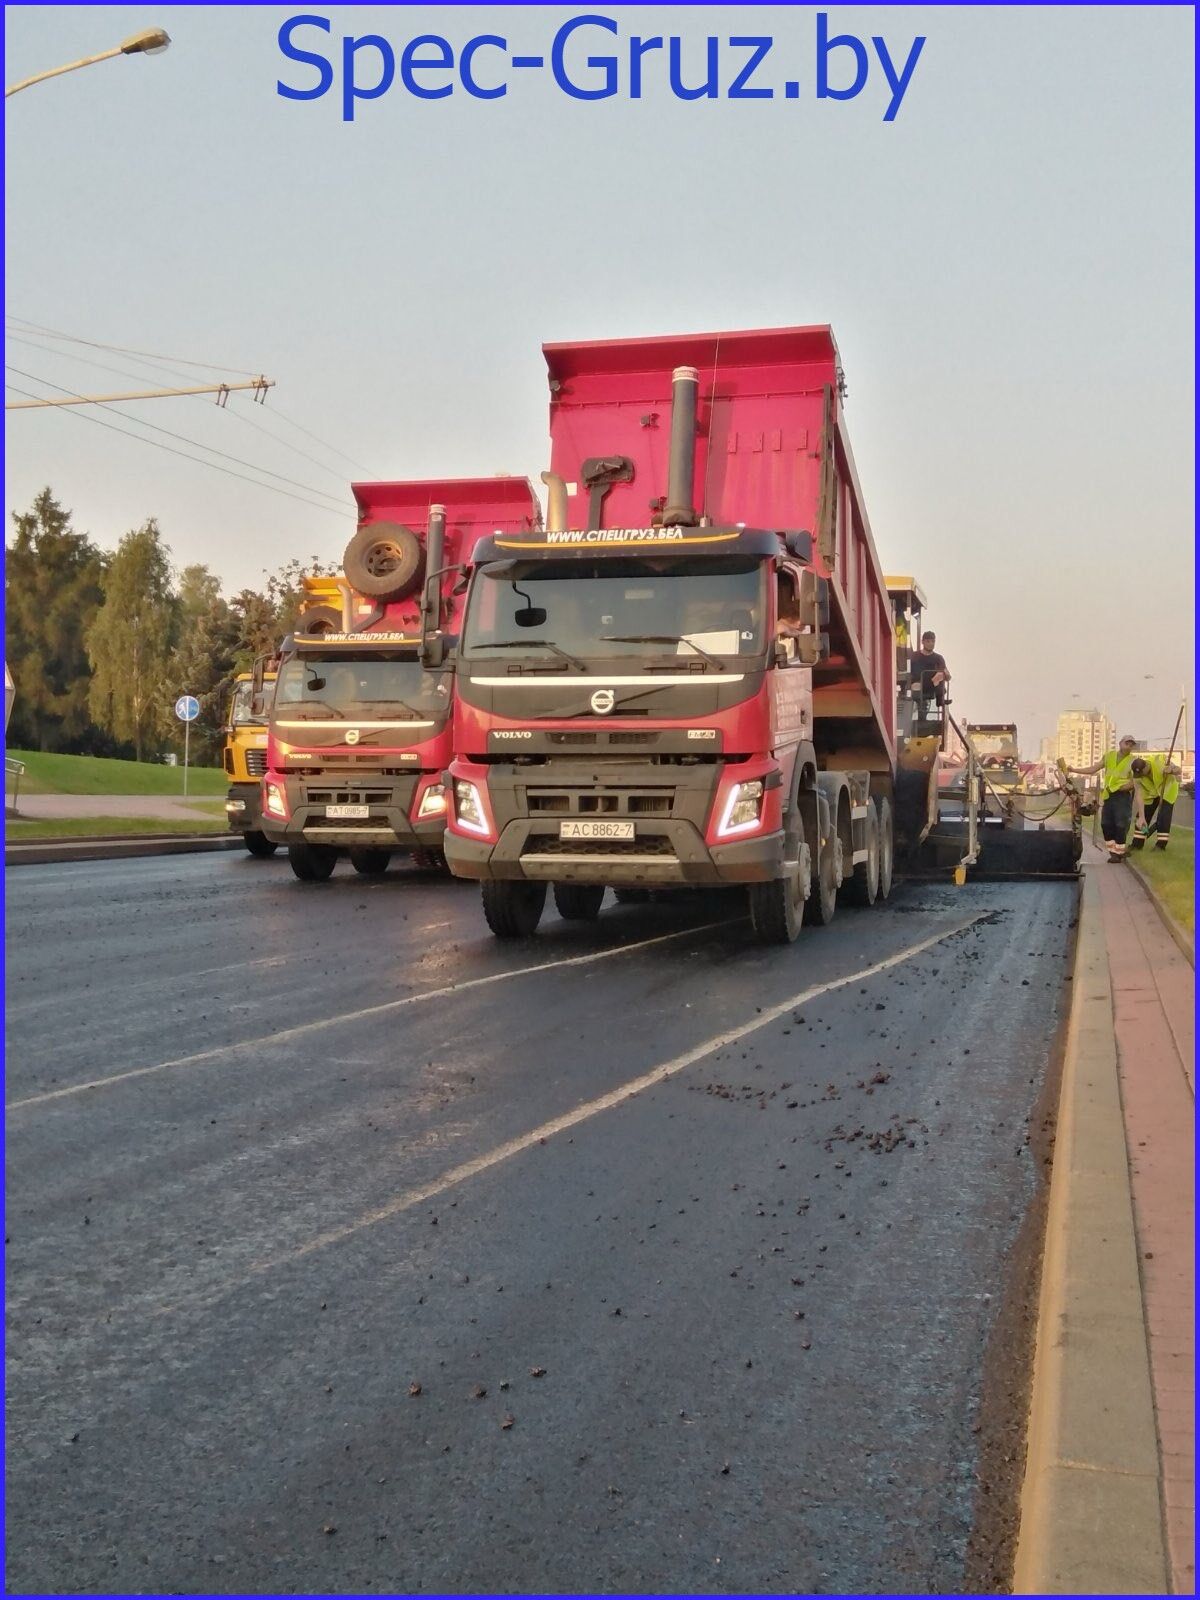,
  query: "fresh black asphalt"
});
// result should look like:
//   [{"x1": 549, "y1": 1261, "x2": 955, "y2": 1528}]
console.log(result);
[{"x1": 4, "y1": 853, "x2": 1075, "y2": 1593}]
